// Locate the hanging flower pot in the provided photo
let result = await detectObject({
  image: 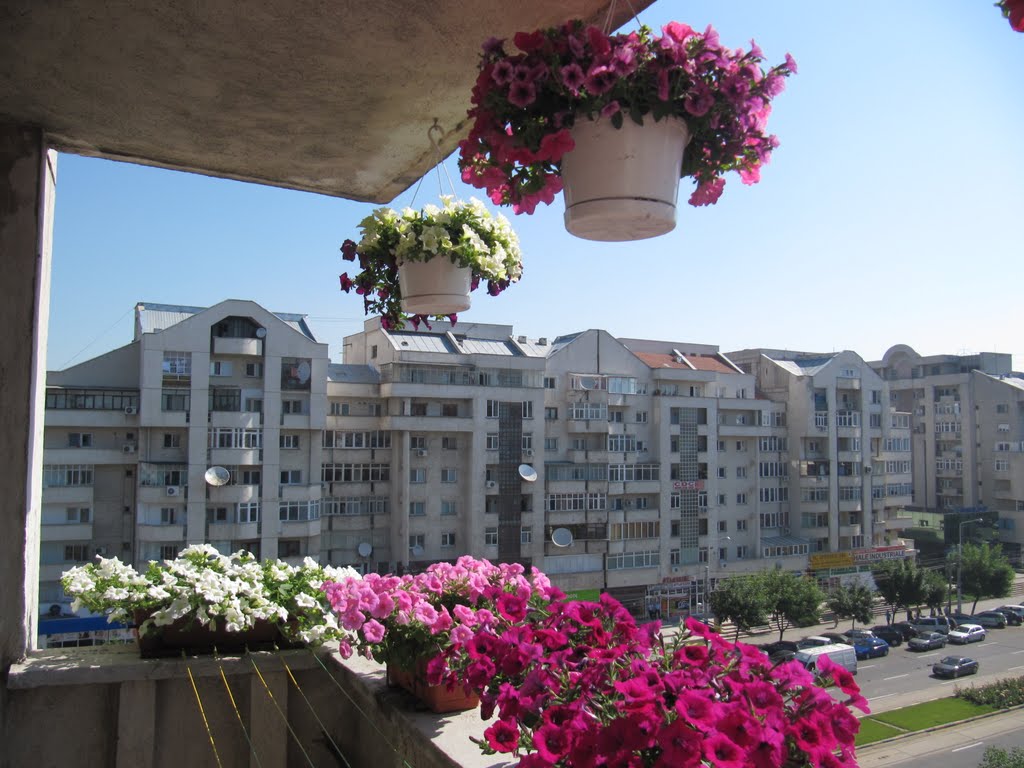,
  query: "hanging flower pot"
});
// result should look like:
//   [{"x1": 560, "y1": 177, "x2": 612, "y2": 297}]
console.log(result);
[
  {"x1": 340, "y1": 197, "x2": 523, "y2": 330},
  {"x1": 397, "y1": 257, "x2": 472, "y2": 315},
  {"x1": 458, "y1": 21, "x2": 797, "y2": 240},
  {"x1": 561, "y1": 115, "x2": 690, "y2": 241}
]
